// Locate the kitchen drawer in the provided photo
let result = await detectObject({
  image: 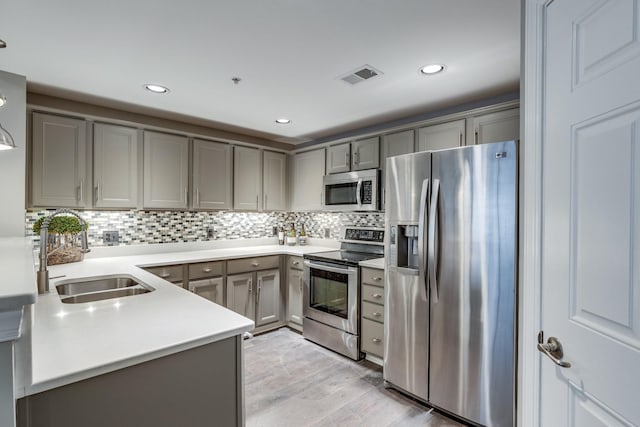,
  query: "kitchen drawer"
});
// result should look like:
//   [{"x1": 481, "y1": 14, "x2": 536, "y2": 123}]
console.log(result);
[
  {"x1": 188, "y1": 260, "x2": 224, "y2": 280},
  {"x1": 227, "y1": 255, "x2": 280, "y2": 275},
  {"x1": 361, "y1": 267, "x2": 384, "y2": 286},
  {"x1": 144, "y1": 264, "x2": 184, "y2": 285},
  {"x1": 362, "y1": 301, "x2": 385, "y2": 323},
  {"x1": 361, "y1": 284, "x2": 384, "y2": 305},
  {"x1": 288, "y1": 256, "x2": 304, "y2": 270},
  {"x1": 361, "y1": 318, "x2": 384, "y2": 358}
]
